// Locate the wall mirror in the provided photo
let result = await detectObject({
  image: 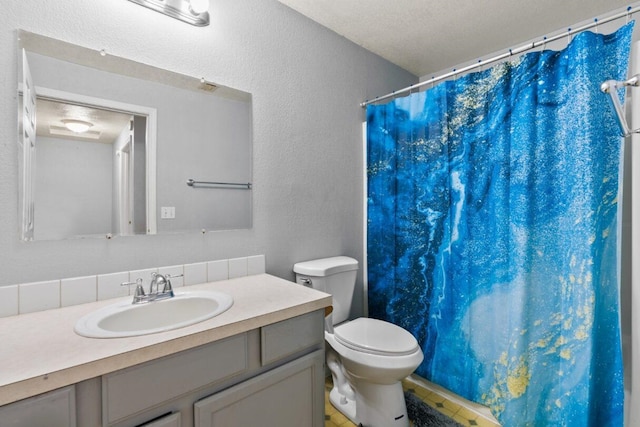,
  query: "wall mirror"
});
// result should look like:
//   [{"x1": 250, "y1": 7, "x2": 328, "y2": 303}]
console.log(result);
[{"x1": 17, "y1": 30, "x2": 253, "y2": 241}]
